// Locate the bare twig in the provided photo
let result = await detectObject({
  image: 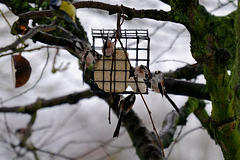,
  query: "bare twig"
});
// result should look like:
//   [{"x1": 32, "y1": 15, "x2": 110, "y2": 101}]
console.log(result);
[
  {"x1": 0, "y1": 46, "x2": 63, "y2": 58},
  {"x1": 210, "y1": 0, "x2": 237, "y2": 13},
  {"x1": 38, "y1": 105, "x2": 80, "y2": 148},
  {"x1": 0, "y1": 24, "x2": 56, "y2": 53},
  {"x1": 36, "y1": 147, "x2": 75, "y2": 160},
  {"x1": 0, "y1": 9, "x2": 26, "y2": 47},
  {"x1": 167, "y1": 125, "x2": 184, "y2": 158},
  {"x1": 168, "y1": 126, "x2": 203, "y2": 158},
  {"x1": 51, "y1": 48, "x2": 70, "y2": 73},
  {"x1": 150, "y1": 28, "x2": 186, "y2": 65},
  {"x1": 178, "y1": 126, "x2": 203, "y2": 142},
  {"x1": 156, "y1": 59, "x2": 190, "y2": 65}
]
